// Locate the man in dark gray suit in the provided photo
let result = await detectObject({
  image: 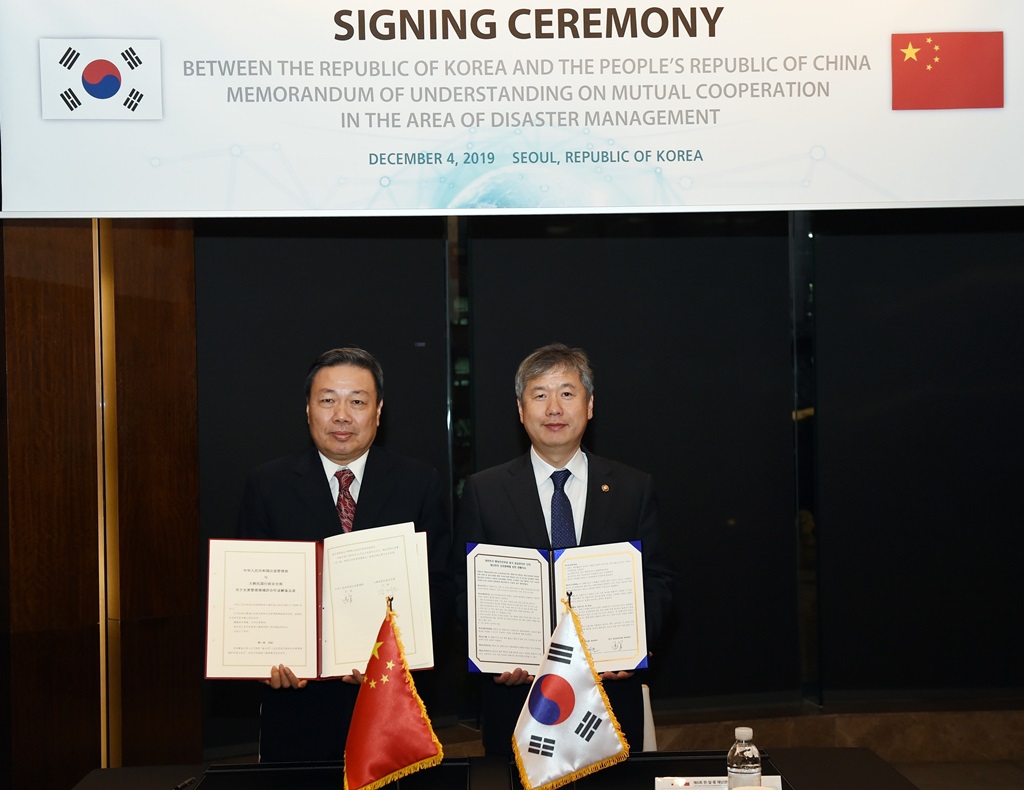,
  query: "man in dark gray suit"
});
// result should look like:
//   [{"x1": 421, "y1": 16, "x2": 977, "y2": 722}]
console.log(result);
[
  {"x1": 455, "y1": 343, "x2": 675, "y2": 756},
  {"x1": 237, "y1": 346, "x2": 451, "y2": 762}
]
